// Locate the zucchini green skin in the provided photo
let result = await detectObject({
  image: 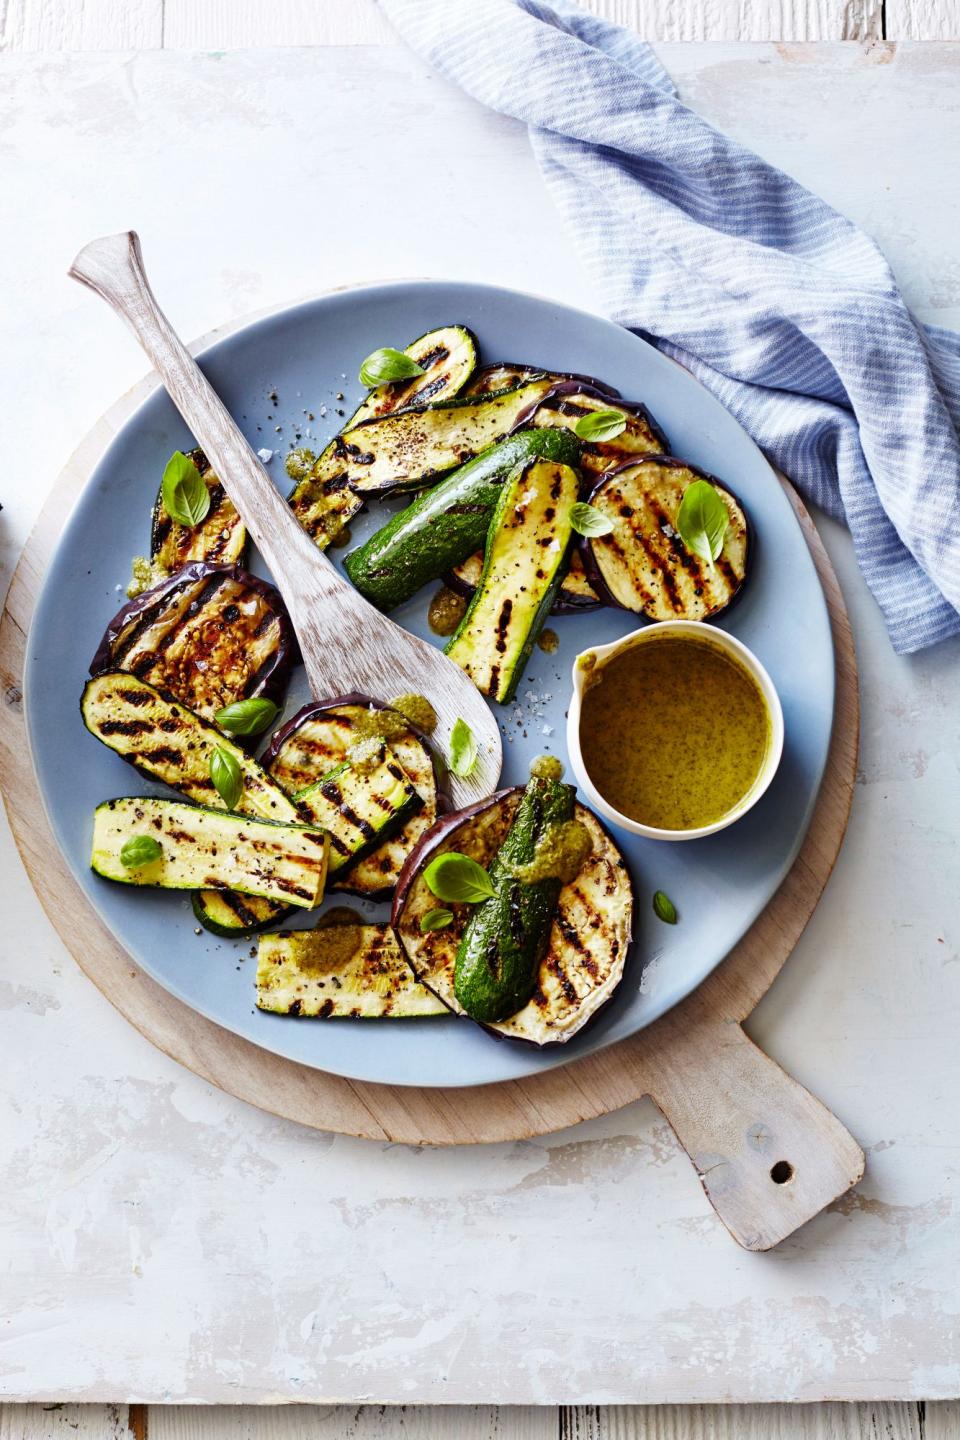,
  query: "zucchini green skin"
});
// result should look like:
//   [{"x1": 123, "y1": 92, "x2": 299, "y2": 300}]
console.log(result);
[
  {"x1": 444, "y1": 457, "x2": 580, "y2": 703},
  {"x1": 91, "y1": 798, "x2": 329, "y2": 907},
  {"x1": 343, "y1": 427, "x2": 580, "y2": 612},
  {"x1": 192, "y1": 890, "x2": 293, "y2": 937},
  {"x1": 454, "y1": 776, "x2": 576, "y2": 1023}
]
